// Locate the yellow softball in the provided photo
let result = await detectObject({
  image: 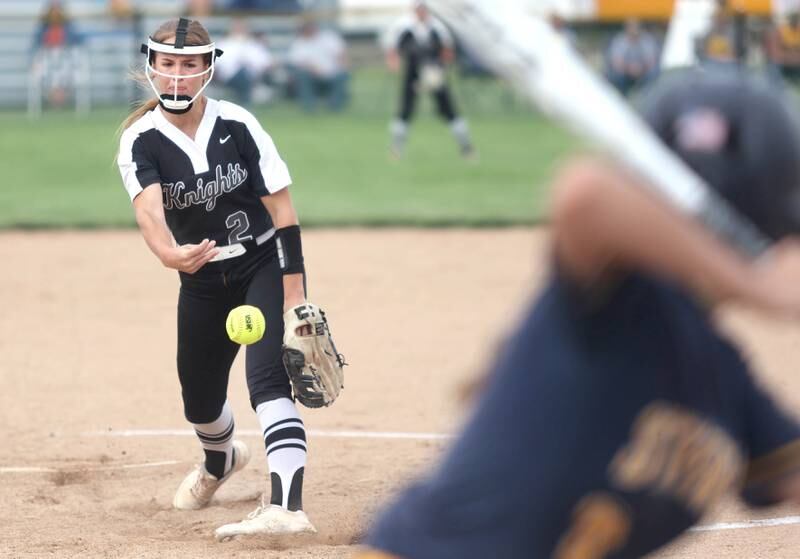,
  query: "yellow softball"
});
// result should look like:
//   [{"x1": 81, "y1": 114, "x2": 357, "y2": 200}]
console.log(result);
[{"x1": 226, "y1": 305, "x2": 266, "y2": 345}]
